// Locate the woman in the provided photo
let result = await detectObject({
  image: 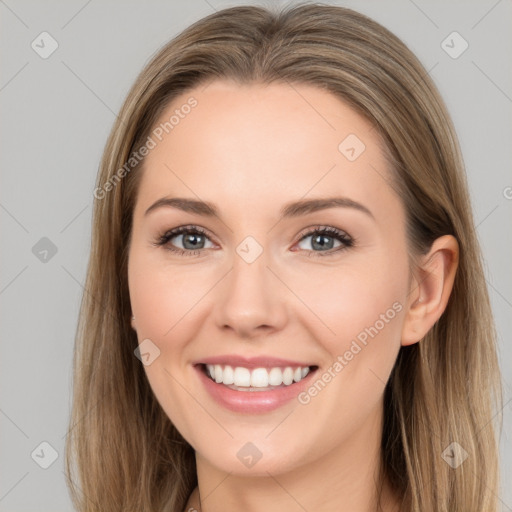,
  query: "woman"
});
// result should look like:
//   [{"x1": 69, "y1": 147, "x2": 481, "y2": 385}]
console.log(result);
[{"x1": 64, "y1": 3, "x2": 503, "y2": 511}]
